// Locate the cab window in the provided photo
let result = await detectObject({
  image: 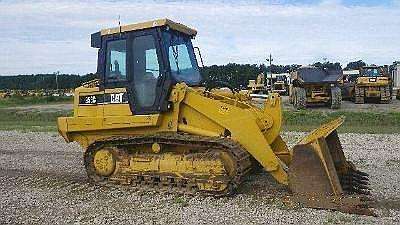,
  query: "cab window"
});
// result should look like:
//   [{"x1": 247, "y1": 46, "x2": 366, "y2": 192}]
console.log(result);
[
  {"x1": 364, "y1": 68, "x2": 379, "y2": 77},
  {"x1": 132, "y1": 35, "x2": 161, "y2": 108},
  {"x1": 105, "y1": 39, "x2": 127, "y2": 82},
  {"x1": 163, "y1": 31, "x2": 201, "y2": 85}
]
